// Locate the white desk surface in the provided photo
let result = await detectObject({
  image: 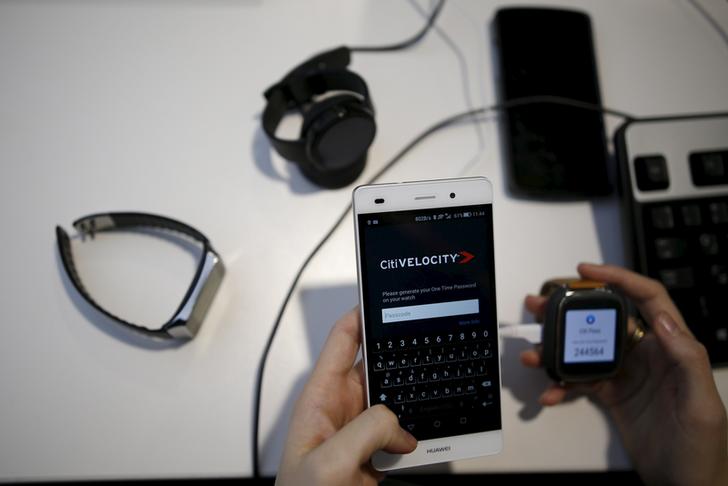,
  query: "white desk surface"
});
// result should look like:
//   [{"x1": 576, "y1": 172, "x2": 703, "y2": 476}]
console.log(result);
[{"x1": 1, "y1": 0, "x2": 727, "y2": 481}]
